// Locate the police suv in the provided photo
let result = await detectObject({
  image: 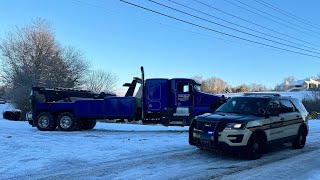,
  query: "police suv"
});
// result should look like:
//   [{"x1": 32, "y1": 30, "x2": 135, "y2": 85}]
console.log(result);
[{"x1": 189, "y1": 93, "x2": 309, "y2": 159}]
